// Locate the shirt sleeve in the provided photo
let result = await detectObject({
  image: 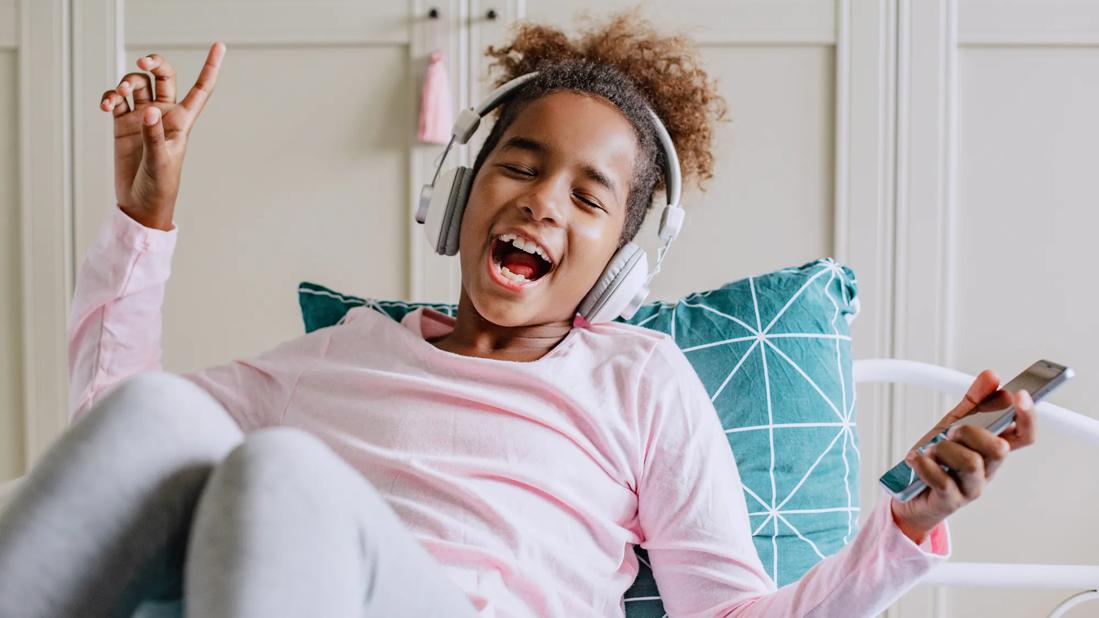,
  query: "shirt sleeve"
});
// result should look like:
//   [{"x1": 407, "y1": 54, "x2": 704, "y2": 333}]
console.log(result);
[
  {"x1": 68, "y1": 204, "x2": 331, "y2": 432},
  {"x1": 635, "y1": 336, "x2": 951, "y2": 617},
  {"x1": 68, "y1": 205, "x2": 180, "y2": 422}
]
